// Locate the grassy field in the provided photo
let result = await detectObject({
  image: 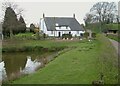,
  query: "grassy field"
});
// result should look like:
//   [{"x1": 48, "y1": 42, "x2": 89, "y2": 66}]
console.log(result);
[
  {"x1": 85, "y1": 23, "x2": 119, "y2": 33},
  {"x1": 7, "y1": 34, "x2": 118, "y2": 84}
]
